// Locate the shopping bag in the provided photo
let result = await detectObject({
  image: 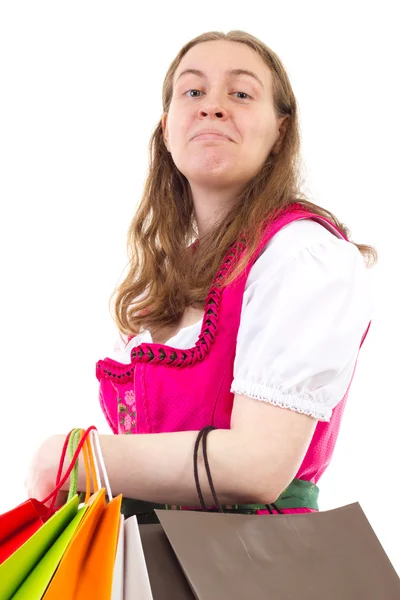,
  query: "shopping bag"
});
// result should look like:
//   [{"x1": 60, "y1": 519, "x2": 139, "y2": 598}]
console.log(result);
[
  {"x1": 0, "y1": 427, "x2": 99, "y2": 600},
  {"x1": 0, "y1": 498, "x2": 49, "y2": 565},
  {"x1": 0, "y1": 494, "x2": 81, "y2": 599},
  {"x1": 19, "y1": 426, "x2": 107, "y2": 600},
  {"x1": 122, "y1": 516, "x2": 154, "y2": 599},
  {"x1": 156, "y1": 502, "x2": 400, "y2": 600},
  {"x1": 109, "y1": 514, "x2": 155, "y2": 600},
  {"x1": 110, "y1": 514, "x2": 124, "y2": 600},
  {"x1": 74, "y1": 430, "x2": 122, "y2": 600},
  {"x1": 0, "y1": 425, "x2": 88, "y2": 566},
  {"x1": 41, "y1": 488, "x2": 106, "y2": 598},
  {"x1": 74, "y1": 494, "x2": 122, "y2": 600},
  {"x1": 130, "y1": 426, "x2": 399, "y2": 600},
  {"x1": 137, "y1": 521, "x2": 194, "y2": 599},
  {"x1": 0, "y1": 425, "x2": 107, "y2": 600},
  {"x1": 11, "y1": 501, "x2": 87, "y2": 600},
  {"x1": 116, "y1": 514, "x2": 192, "y2": 599},
  {"x1": 43, "y1": 429, "x2": 122, "y2": 599},
  {"x1": 0, "y1": 429, "x2": 80, "y2": 566}
]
